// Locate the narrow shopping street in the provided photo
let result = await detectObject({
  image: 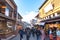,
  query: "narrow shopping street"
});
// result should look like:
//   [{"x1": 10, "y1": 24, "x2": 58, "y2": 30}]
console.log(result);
[{"x1": 0, "y1": 0, "x2": 60, "y2": 40}]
